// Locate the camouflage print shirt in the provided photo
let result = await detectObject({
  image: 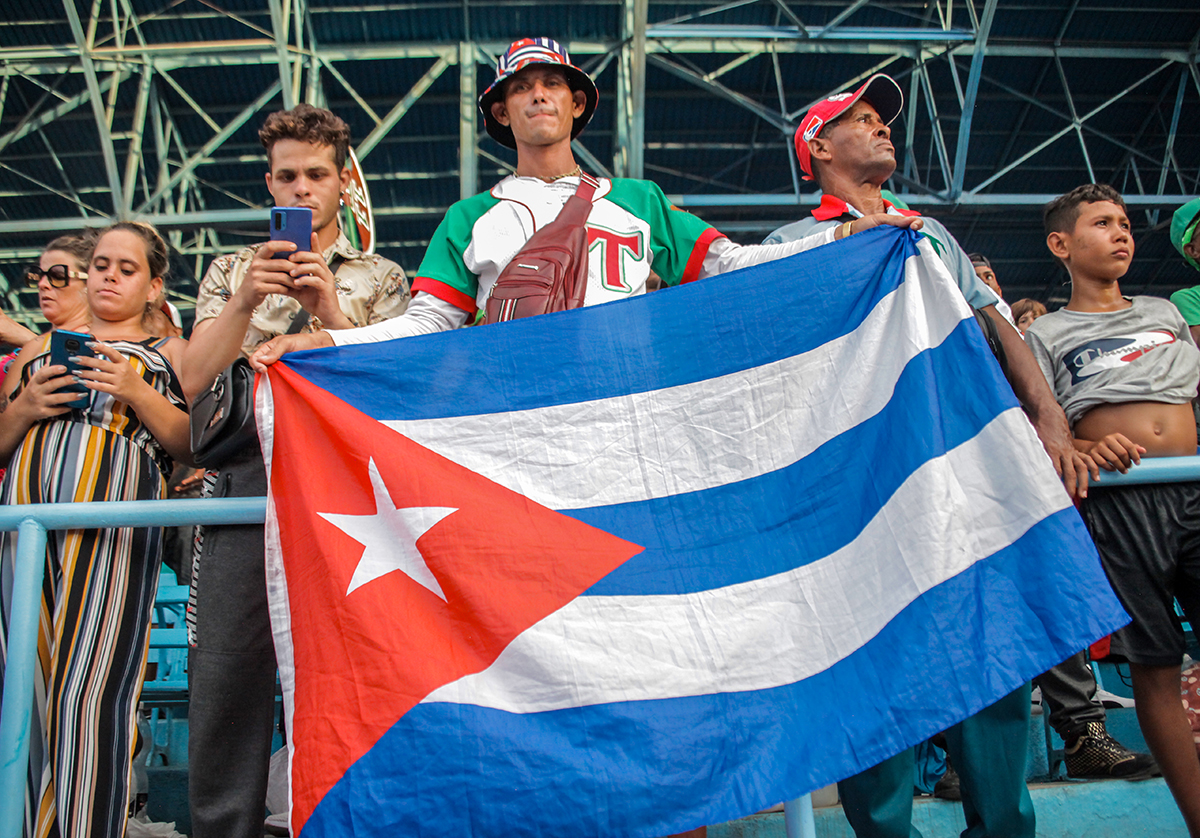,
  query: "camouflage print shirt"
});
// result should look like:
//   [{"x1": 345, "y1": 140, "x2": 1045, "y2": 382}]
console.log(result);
[{"x1": 194, "y1": 231, "x2": 411, "y2": 358}]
